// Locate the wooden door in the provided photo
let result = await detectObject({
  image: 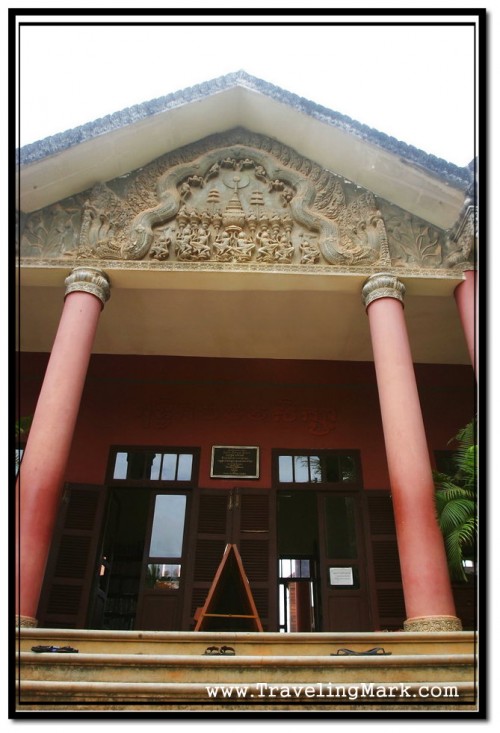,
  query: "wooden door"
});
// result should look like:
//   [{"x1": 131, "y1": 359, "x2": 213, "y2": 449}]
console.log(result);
[
  {"x1": 182, "y1": 488, "x2": 277, "y2": 630},
  {"x1": 317, "y1": 491, "x2": 373, "y2": 631},
  {"x1": 134, "y1": 491, "x2": 190, "y2": 631}
]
